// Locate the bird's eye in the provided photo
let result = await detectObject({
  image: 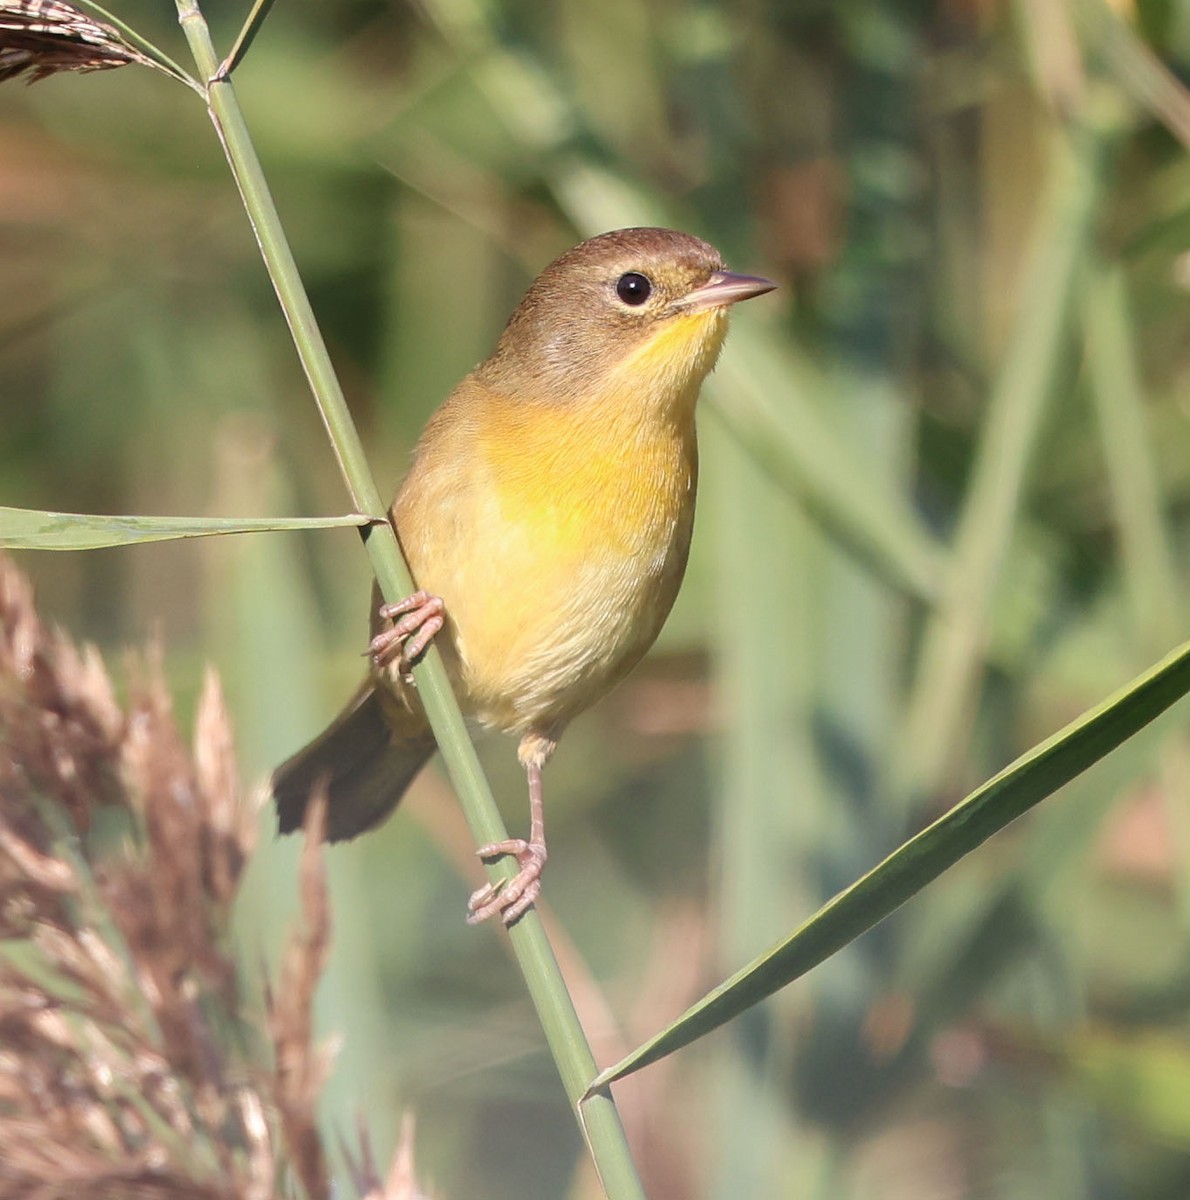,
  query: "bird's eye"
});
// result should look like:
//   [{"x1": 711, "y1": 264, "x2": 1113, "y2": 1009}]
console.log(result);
[{"x1": 615, "y1": 272, "x2": 652, "y2": 306}]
